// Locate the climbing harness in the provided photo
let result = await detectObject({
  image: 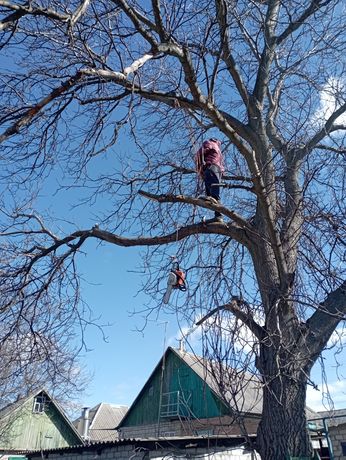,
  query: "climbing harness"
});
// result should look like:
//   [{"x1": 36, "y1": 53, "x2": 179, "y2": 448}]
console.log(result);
[{"x1": 163, "y1": 258, "x2": 187, "y2": 304}]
